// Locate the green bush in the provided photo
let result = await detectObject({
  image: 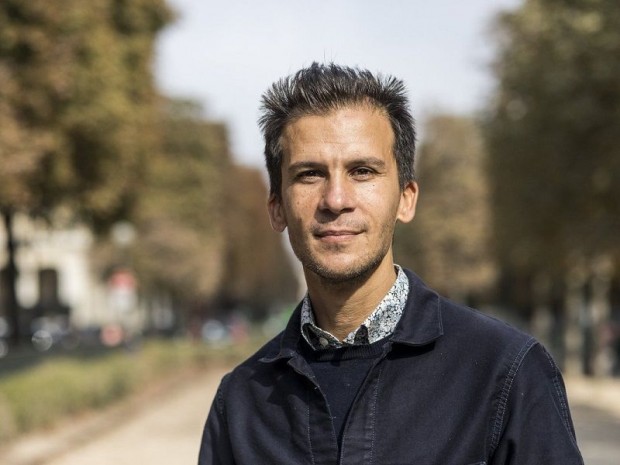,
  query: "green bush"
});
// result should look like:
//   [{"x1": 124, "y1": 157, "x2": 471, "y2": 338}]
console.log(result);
[{"x1": 0, "y1": 338, "x2": 257, "y2": 443}]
